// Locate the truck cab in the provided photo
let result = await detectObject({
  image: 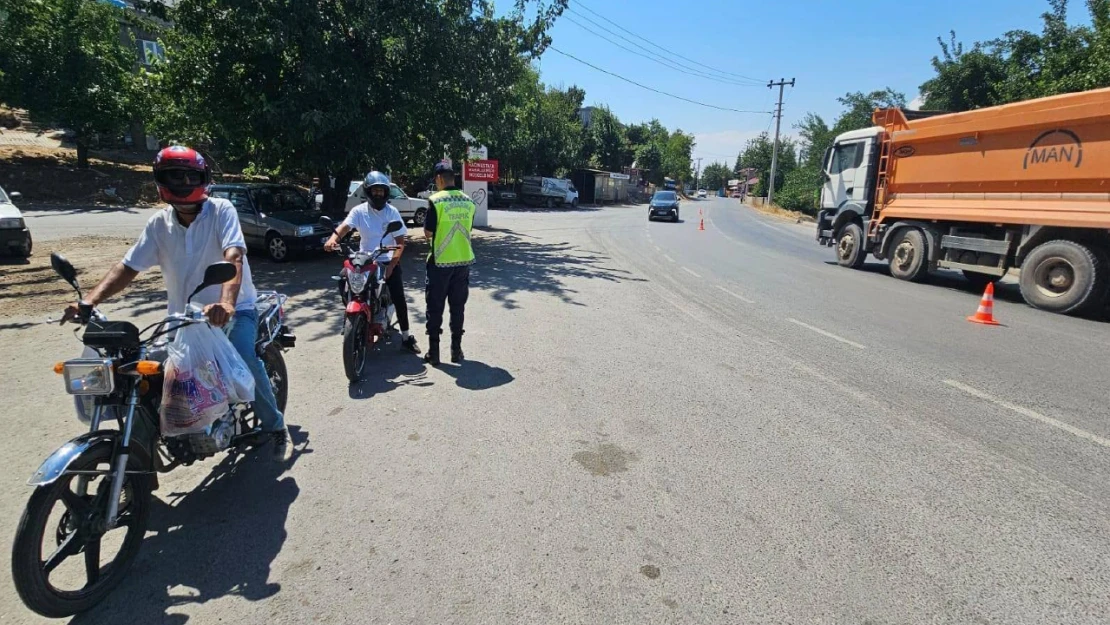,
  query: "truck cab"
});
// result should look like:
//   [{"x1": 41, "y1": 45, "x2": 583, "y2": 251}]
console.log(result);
[{"x1": 816, "y1": 126, "x2": 881, "y2": 248}]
